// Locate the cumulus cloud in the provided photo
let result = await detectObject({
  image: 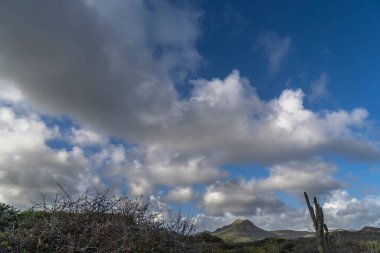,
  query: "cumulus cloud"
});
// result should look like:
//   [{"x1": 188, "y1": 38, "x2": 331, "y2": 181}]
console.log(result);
[
  {"x1": 0, "y1": 1, "x2": 378, "y2": 166},
  {"x1": 201, "y1": 159, "x2": 341, "y2": 217},
  {"x1": 0, "y1": 104, "x2": 104, "y2": 207},
  {"x1": 264, "y1": 160, "x2": 342, "y2": 197},
  {"x1": 323, "y1": 190, "x2": 380, "y2": 229},
  {"x1": 162, "y1": 71, "x2": 378, "y2": 164},
  {"x1": 1, "y1": 0, "x2": 380, "y2": 231},
  {"x1": 0, "y1": 69, "x2": 378, "y2": 210},
  {"x1": 0, "y1": 0, "x2": 201, "y2": 143},
  {"x1": 257, "y1": 32, "x2": 291, "y2": 74},
  {"x1": 164, "y1": 186, "x2": 197, "y2": 203},
  {"x1": 111, "y1": 146, "x2": 226, "y2": 196},
  {"x1": 202, "y1": 178, "x2": 287, "y2": 216}
]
